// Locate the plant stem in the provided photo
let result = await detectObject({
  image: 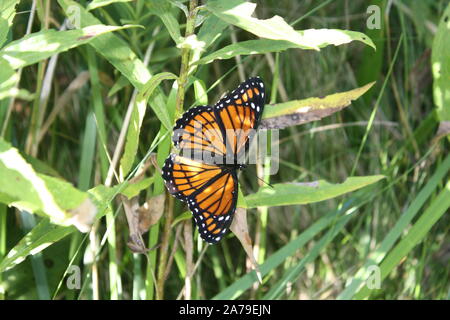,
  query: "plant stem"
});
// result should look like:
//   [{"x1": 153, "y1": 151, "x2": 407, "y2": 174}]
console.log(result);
[
  {"x1": 156, "y1": 0, "x2": 198, "y2": 300},
  {"x1": 174, "y1": 0, "x2": 198, "y2": 116}
]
